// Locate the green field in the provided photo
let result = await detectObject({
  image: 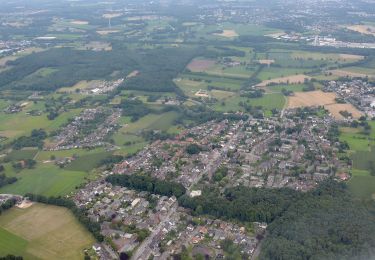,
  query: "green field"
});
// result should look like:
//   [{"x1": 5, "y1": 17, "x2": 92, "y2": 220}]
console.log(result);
[
  {"x1": 0, "y1": 163, "x2": 87, "y2": 196},
  {"x1": 6, "y1": 148, "x2": 38, "y2": 161},
  {"x1": 64, "y1": 151, "x2": 113, "y2": 172},
  {"x1": 212, "y1": 93, "x2": 285, "y2": 113},
  {"x1": 0, "y1": 203, "x2": 95, "y2": 259}
]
